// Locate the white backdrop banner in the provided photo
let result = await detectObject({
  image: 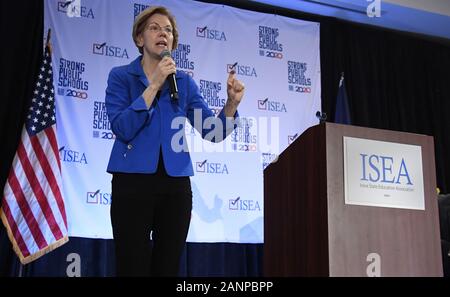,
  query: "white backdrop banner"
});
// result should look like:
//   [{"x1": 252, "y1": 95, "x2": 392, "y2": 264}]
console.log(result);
[{"x1": 44, "y1": 0, "x2": 321, "y2": 243}]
